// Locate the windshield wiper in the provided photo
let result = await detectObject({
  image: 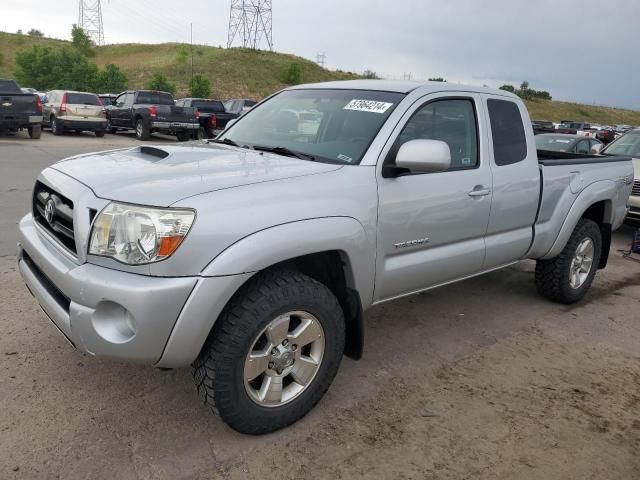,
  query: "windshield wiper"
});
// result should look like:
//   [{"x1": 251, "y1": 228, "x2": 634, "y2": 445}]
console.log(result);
[
  {"x1": 210, "y1": 137, "x2": 241, "y2": 147},
  {"x1": 252, "y1": 145, "x2": 315, "y2": 161}
]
